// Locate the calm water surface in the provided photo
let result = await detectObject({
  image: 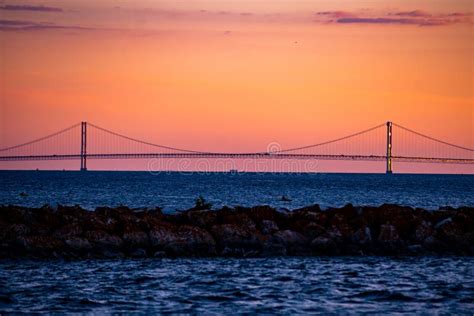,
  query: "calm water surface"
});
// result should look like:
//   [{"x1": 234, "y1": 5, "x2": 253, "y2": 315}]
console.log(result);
[
  {"x1": 1, "y1": 257, "x2": 473, "y2": 314},
  {"x1": 0, "y1": 171, "x2": 473, "y2": 211}
]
